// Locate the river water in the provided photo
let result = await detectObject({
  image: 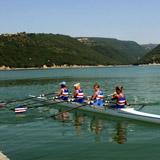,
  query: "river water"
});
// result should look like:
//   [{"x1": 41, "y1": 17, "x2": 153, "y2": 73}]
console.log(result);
[{"x1": 0, "y1": 66, "x2": 160, "y2": 160}]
